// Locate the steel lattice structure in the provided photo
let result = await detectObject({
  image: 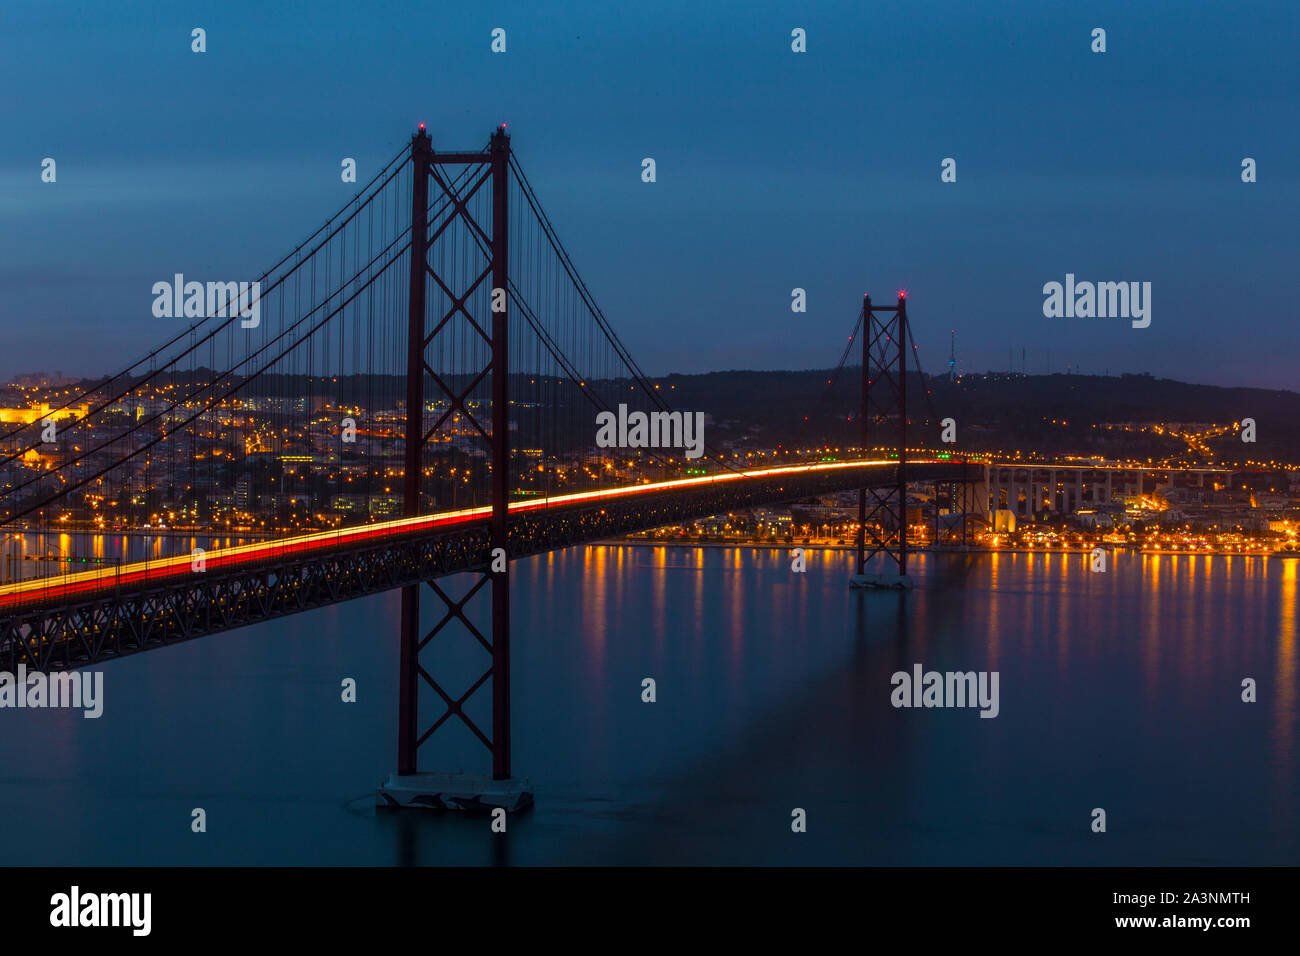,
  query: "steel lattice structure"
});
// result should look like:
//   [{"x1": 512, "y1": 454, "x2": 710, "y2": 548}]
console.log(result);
[
  {"x1": 855, "y1": 293, "x2": 912, "y2": 580},
  {"x1": 398, "y1": 126, "x2": 516, "y2": 781}
]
